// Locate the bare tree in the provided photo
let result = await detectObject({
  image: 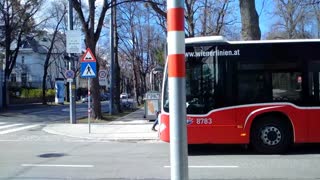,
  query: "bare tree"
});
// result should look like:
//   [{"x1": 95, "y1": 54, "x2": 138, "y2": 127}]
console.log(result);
[
  {"x1": 148, "y1": 0, "x2": 238, "y2": 38},
  {"x1": 41, "y1": 1, "x2": 67, "y2": 104},
  {"x1": 199, "y1": 0, "x2": 238, "y2": 37},
  {"x1": 72, "y1": 0, "x2": 113, "y2": 119},
  {"x1": 113, "y1": 0, "x2": 122, "y2": 113},
  {"x1": 0, "y1": 0, "x2": 44, "y2": 107},
  {"x1": 146, "y1": 1, "x2": 167, "y2": 33},
  {"x1": 239, "y1": 0, "x2": 261, "y2": 40},
  {"x1": 267, "y1": 0, "x2": 313, "y2": 39},
  {"x1": 312, "y1": 1, "x2": 320, "y2": 37},
  {"x1": 118, "y1": 2, "x2": 142, "y2": 106},
  {"x1": 118, "y1": 2, "x2": 165, "y2": 106}
]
